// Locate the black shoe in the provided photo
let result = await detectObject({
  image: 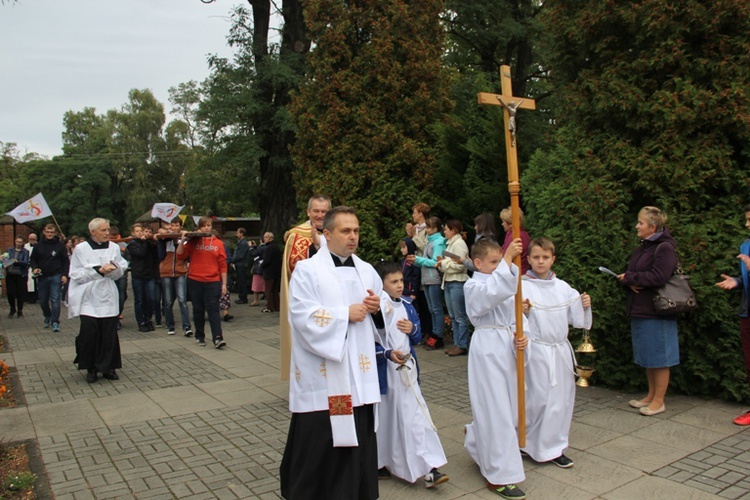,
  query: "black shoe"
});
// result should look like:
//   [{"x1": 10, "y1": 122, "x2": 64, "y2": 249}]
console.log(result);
[
  {"x1": 86, "y1": 371, "x2": 98, "y2": 383},
  {"x1": 8, "y1": 311, "x2": 15, "y2": 318},
  {"x1": 147, "y1": 321, "x2": 155, "y2": 332},
  {"x1": 223, "y1": 314, "x2": 233, "y2": 322},
  {"x1": 378, "y1": 467, "x2": 392, "y2": 480},
  {"x1": 138, "y1": 323, "x2": 150, "y2": 333},
  {"x1": 550, "y1": 453, "x2": 574, "y2": 468},
  {"x1": 235, "y1": 299, "x2": 248, "y2": 304},
  {"x1": 196, "y1": 338, "x2": 206, "y2": 347},
  {"x1": 16, "y1": 311, "x2": 23, "y2": 318},
  {"x1": 424, "y1": 468, "x2": 449, "y2": 489},
  {"x1": 214, "y1": 338, "x2": 226, "y2": 349},
  {"x1": 102, "y1": 370, "x2": 119, "y2": 380},
  {"x1": 184, "y1": 328, "x2": 194, "y2": 337},
  {"x1": 488, "y1": 483, "x2": 526, "y2": 499}
]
